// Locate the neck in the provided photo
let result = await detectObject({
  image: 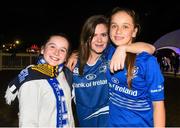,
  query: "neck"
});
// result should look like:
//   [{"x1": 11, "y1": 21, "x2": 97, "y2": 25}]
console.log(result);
[{"x1": 87, "y1": 52, "x2": 101, "y2": 65}]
